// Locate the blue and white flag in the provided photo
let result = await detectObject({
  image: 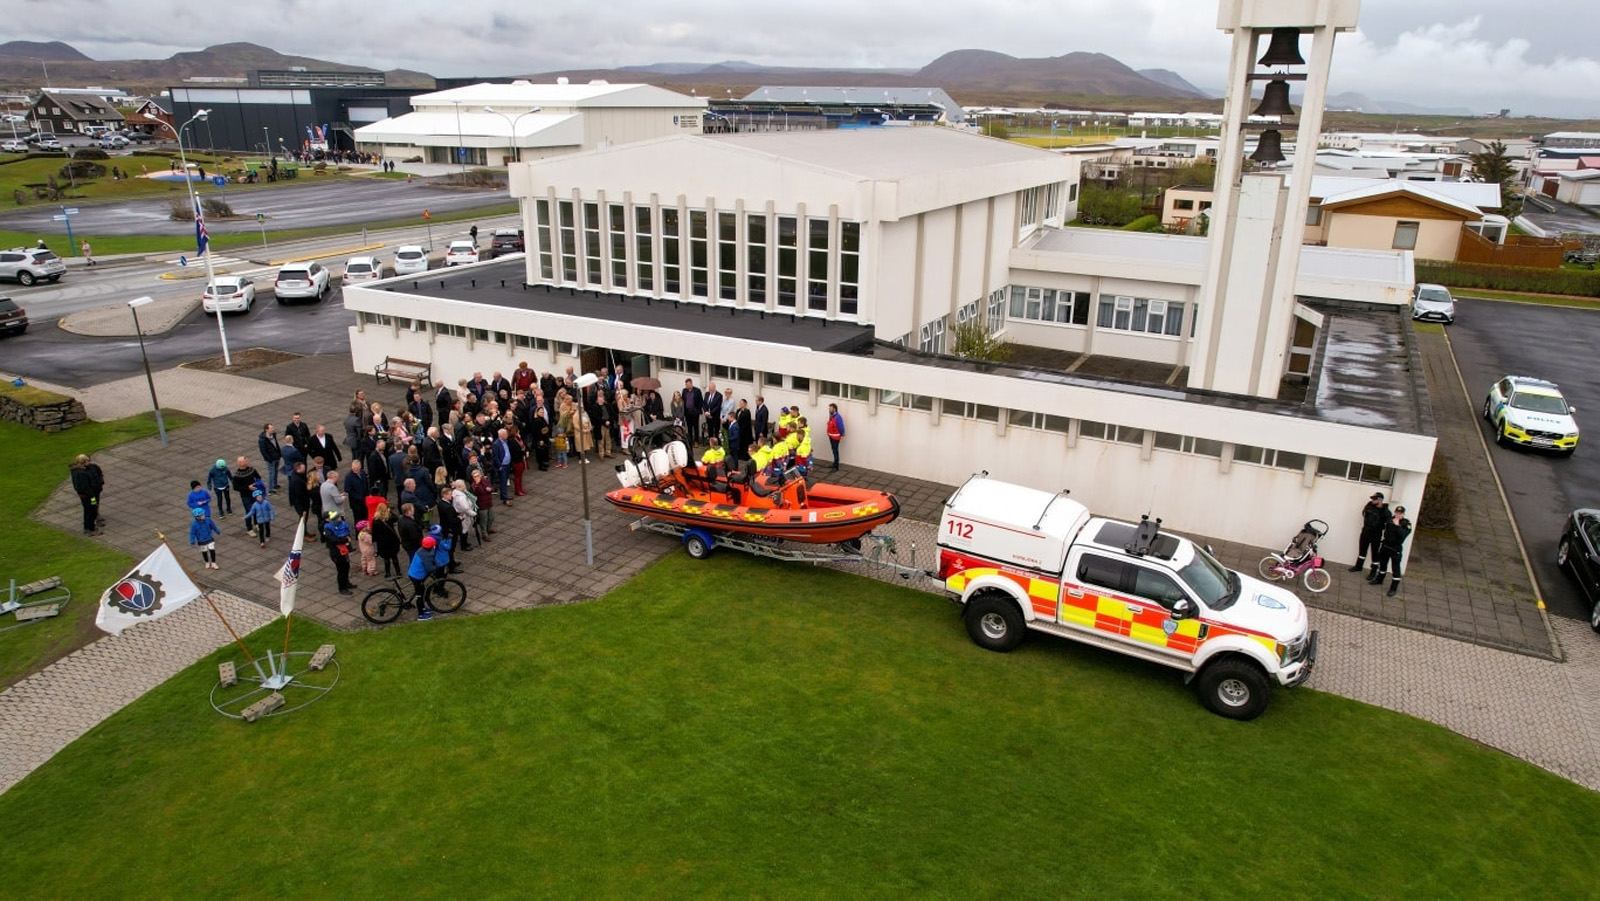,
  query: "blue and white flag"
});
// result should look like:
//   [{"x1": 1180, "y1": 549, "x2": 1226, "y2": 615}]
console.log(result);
[
  {"x1": 193, "y1": 198, "x2": 209, "y2": 256},
  {"x1": 278, "y1": 516, "x2": 305, "y2": 616}
]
